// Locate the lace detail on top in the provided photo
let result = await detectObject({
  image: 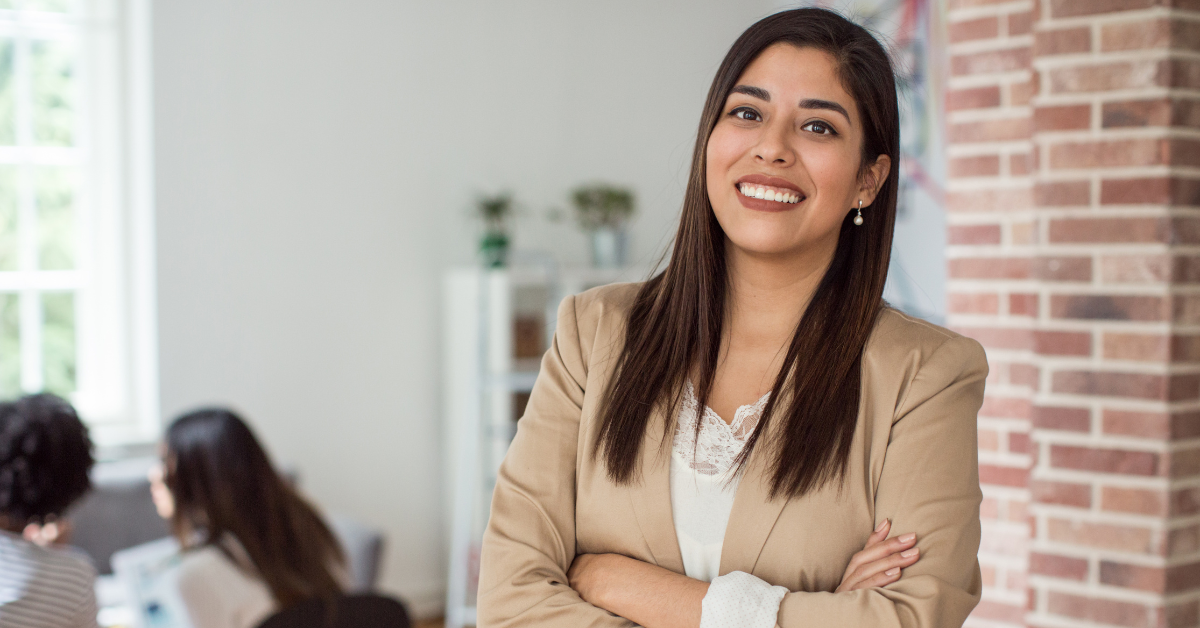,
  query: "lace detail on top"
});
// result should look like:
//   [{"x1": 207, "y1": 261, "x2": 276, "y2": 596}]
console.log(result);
[{"x1": 672, "y1": 382, "x2": 770, "y2": 477}]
